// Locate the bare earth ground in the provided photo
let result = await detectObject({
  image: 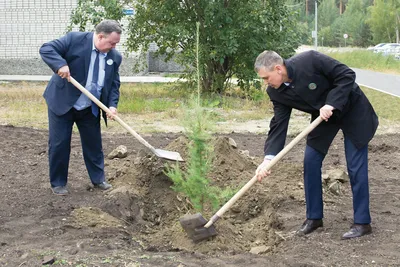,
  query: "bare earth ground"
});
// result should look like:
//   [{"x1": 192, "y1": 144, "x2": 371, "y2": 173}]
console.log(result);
[{"x1": 1, "y1": 123, "x2": 400, "y2": 267}]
